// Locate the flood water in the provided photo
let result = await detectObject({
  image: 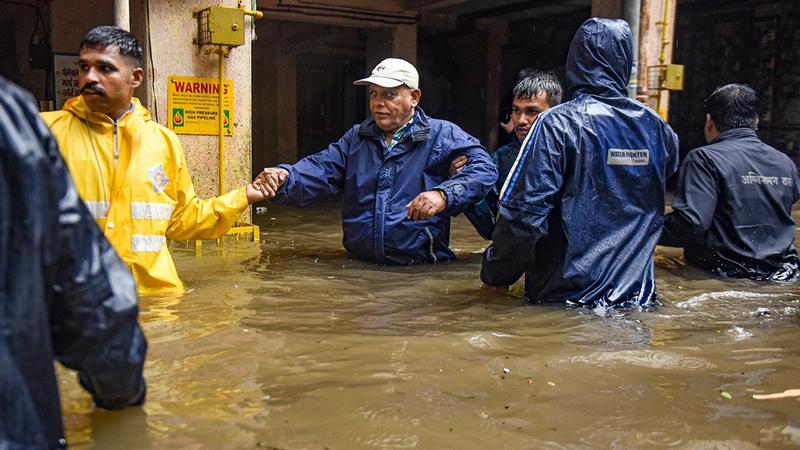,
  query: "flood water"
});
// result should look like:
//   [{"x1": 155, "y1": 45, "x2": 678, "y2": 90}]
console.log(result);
[{"x1": 61, "y1": 201, "x2": 800, "y2": 449}]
